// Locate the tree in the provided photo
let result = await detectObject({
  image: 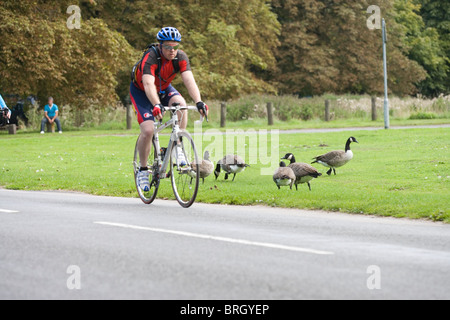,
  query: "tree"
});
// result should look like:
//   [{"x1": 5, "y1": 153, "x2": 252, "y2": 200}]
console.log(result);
[
  {"x1": 272, "y1": 0, "x2": 427, "y2": 96},
  {"x1": 1, "y1": 0, "x2": 443, "y2": 106},
  {"x1": 0, "y1": 0, "x2": 138, "y2": 106},
  {"x1": 418, "y1": 0, "x2": 450, "y2": 55},
  {"x1": 414, "y1": 0, "x2": 450, "y2": 96},
  {"x1": 272, "y1": 0, "x2": 339, "y2": 95},
  {"x1": 79, "y1": 0, "x2": 281, "y2": 101}
]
